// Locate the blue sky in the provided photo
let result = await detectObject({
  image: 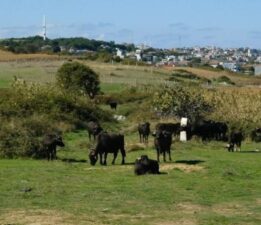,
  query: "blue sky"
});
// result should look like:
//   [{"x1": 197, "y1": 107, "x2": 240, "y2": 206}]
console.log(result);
[{"x1": 0, "y1": 0, "x2": 260, "y2": 48}]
